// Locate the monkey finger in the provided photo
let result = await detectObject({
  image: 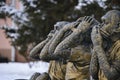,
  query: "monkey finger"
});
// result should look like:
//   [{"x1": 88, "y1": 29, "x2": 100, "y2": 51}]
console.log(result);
[
  {"x1": 84, "y1": 16, "x2": 89, "y2": 21},
  {"x1": 89, "y1": 18, "x2": 94, "y2": 25},
  {"x1": 83, "y1": 16, "x2": 87, "y2": 21},
  {"x1": 87, "y1": 17, "x2": 93, "y2": 23}
]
